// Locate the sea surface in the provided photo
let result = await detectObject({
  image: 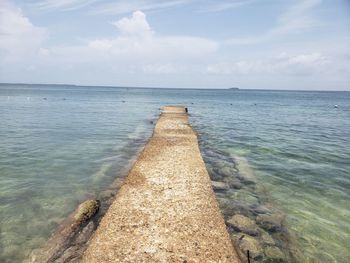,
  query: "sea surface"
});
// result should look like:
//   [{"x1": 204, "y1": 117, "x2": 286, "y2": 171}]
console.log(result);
[{"x1": 0, "y1": 84, "x2": 349, "y2": 262}]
